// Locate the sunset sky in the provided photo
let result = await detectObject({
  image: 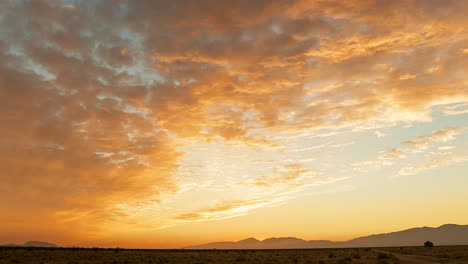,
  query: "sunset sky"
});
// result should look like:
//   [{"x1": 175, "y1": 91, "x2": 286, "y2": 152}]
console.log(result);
[{"x1": 1, "y1": 0, "x2": 467, "y2": 249}]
